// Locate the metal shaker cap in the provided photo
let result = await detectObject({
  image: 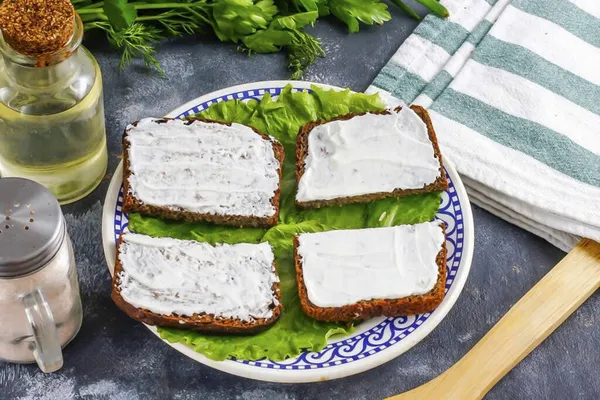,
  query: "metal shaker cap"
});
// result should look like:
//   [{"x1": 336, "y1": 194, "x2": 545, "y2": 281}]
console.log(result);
[{"x1": 0, "y1": 178, "x2": 65, "y2": 278}]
